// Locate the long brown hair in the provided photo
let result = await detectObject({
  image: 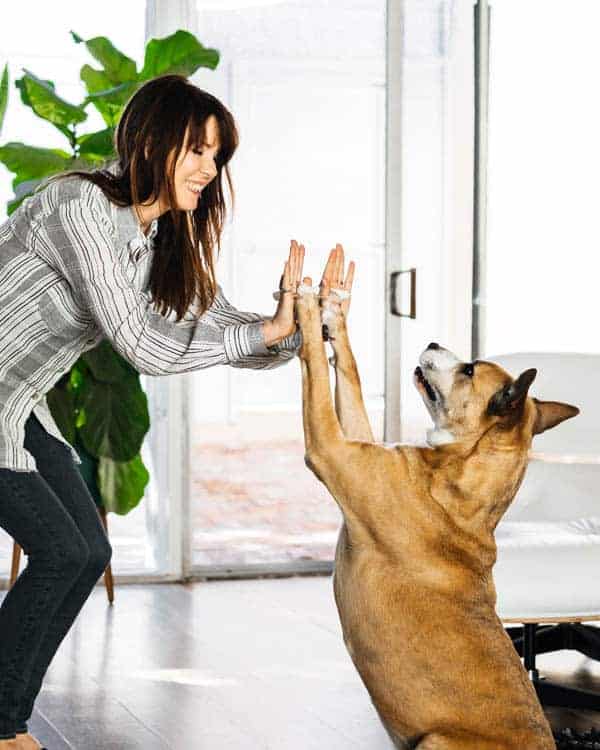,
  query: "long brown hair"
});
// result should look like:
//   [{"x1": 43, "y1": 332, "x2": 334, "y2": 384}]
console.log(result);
[{"x1": 40, "y1": 74, "x2": 239, "y2": 321}]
